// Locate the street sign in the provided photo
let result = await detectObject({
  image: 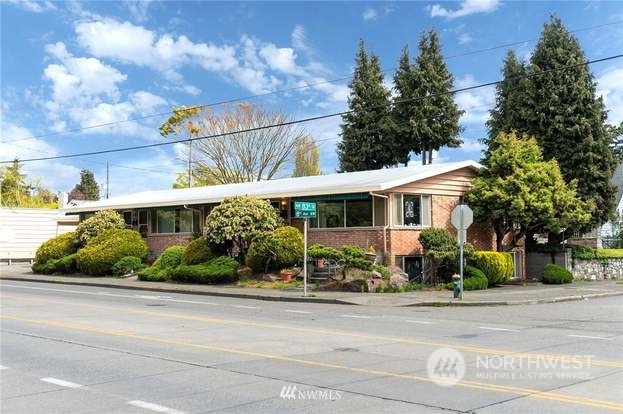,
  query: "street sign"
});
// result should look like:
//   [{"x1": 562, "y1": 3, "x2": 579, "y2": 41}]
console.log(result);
[
  {"x1": 451, "y1": 204, "x2": 473, "y2": 230},
  {"x1": 294, "y1": 201, "x2": 317, "y2": 218}
]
